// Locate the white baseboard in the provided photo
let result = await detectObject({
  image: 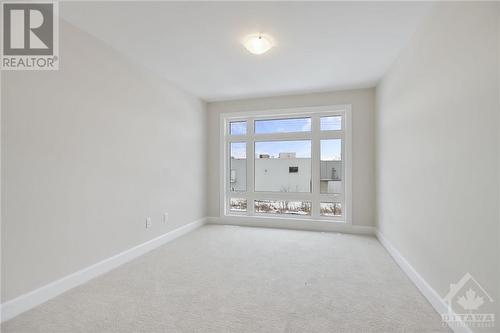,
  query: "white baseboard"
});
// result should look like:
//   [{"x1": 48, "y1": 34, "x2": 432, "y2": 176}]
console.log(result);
[
  {"x1": 0, "y1": 217, "x2": 207, "y2": 323},
  {"x1": 208, "y1": 216, "x2": 375, "y2": 235},
  {"x1": 376, "y1": 230, "x2": 473, "y2": 333}
]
